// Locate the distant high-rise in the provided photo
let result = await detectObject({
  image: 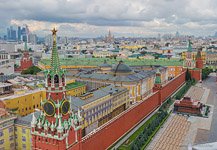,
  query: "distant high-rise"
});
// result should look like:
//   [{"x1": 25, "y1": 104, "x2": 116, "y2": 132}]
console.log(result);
[
  {"x1": 28, "y1": 34, "x2": 37, "y2": 44},
  {"x1": 21, "y1": 27, "x2": 27, "y2": 42},
  {"x1": 7, "y1": 26, "x2": 16, "y2": 41},
  {"x1": 17, "y1": 26, "x2": 21, "y2": 41},
  {"x1": 175, "y1": 31, "x2": 180, "y2": 37}
]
